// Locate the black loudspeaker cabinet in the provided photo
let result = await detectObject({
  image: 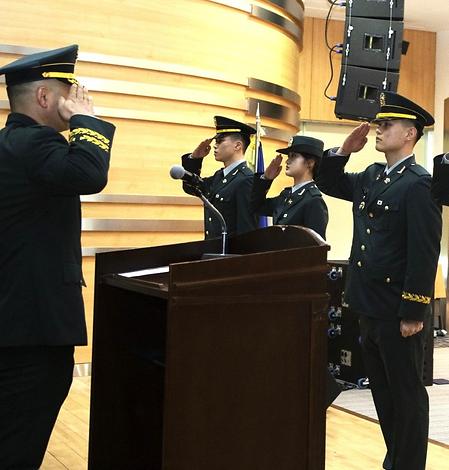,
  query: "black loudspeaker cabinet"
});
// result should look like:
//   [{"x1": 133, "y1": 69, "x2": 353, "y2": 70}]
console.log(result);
[
  {"x1": 335, "y1": 0, "x2": 404, "y2": 122},
  {"x1": 348, "y1": 0, "x2": 404, "y2": 20},
  {"x1": 327, "y1": 261, "x2": 434, "y2": 388},
  {"x1": 327, "y1": 261, "x2": 368, "y2": 388},
  {"x1": 334, "y1": 66, "x2": 399, "y2": 121},
  {"x1": 343, "y1": 17, "x2": 404, "y2": 71}
]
